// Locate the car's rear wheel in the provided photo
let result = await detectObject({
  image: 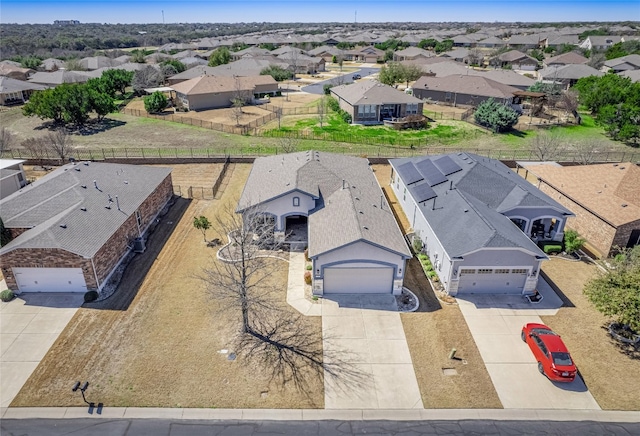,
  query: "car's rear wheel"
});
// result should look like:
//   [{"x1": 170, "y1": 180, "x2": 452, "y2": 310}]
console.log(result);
[
  {"x1": 537, "y1": 362, "x2": 545, "y2": 375},
  {"x1": 521, "y1": 330, "x2": 526, "y2": 342}
]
